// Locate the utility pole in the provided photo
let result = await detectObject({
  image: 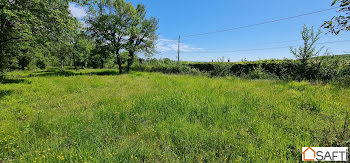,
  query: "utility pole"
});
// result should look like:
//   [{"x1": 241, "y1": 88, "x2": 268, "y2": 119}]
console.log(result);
[{"x1": 177, "y1": 35, "x2": 180, "y2": 63}]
